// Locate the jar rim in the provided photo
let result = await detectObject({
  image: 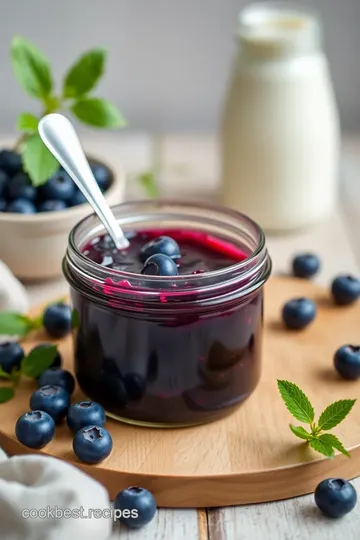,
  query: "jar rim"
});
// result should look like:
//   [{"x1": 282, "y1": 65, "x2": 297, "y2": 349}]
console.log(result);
[{"x1": 64, "y1": 199, "x2": 272, "y2": 309}]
